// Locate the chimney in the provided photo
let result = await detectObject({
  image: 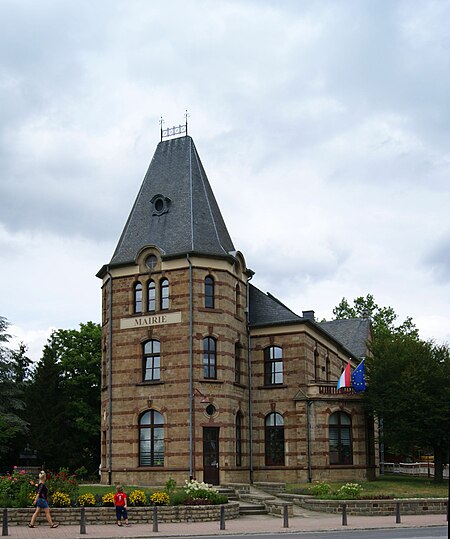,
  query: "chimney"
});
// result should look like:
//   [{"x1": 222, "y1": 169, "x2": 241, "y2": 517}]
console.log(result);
[{"x1": 302, "y1": 310, "x2": 315, "y2": 321}]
